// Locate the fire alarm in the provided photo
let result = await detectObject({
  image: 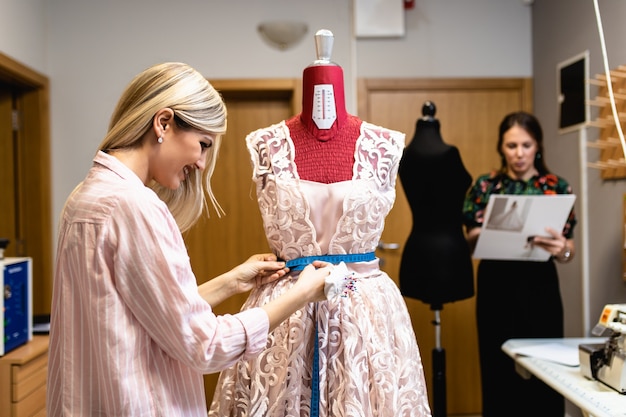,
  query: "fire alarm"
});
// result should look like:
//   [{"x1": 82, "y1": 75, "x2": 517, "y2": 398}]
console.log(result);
[{"x1": 404, "y1": 0, "x2": 415, "y2": 10}]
